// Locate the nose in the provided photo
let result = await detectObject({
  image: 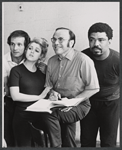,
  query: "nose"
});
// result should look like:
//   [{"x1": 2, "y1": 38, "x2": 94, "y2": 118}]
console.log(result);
[
  {"x1": 55, "y1": 39, "x2": 59, "y2": 44},
  {"x1": 14, "y1": 44, "x2": 18, "y2": 50},
  {"x1": 30, "y1": 49, "x2": 34, "y2": 53},
  {"x1": 94, "y1": 40, "x2": 99, "y2": 46}
]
